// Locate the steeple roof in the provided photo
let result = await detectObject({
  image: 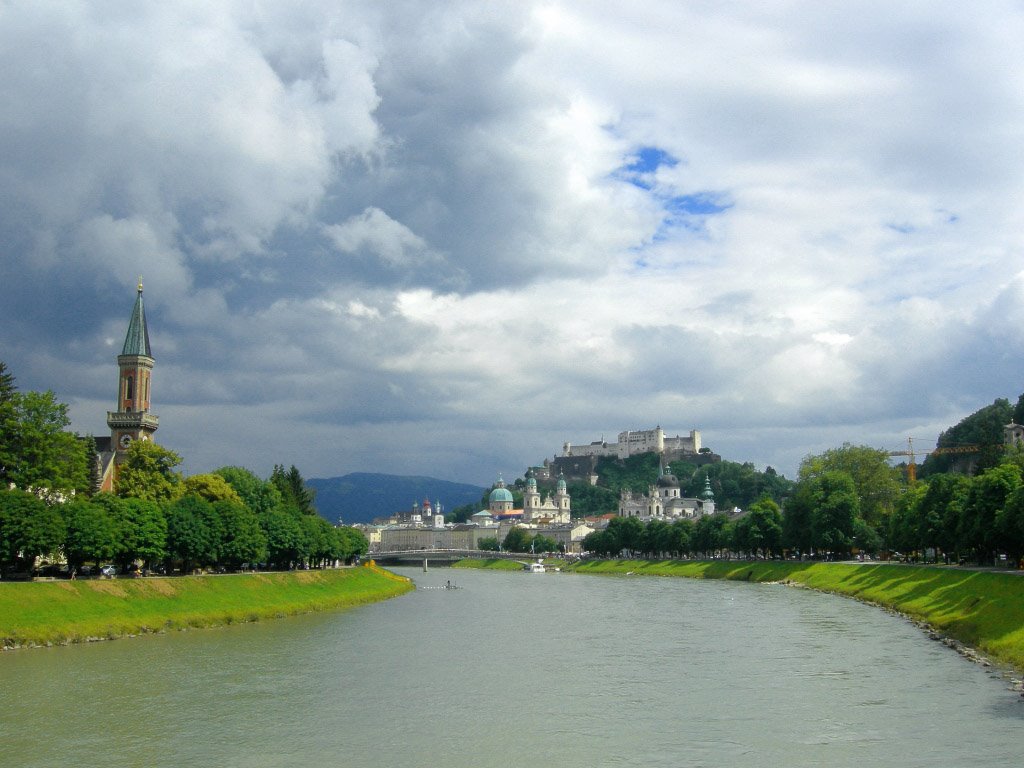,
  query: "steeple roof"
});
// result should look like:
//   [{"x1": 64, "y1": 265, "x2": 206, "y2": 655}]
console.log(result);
[{"x1": 121, "y1": 280, "x2": 152, "y2": 357}]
